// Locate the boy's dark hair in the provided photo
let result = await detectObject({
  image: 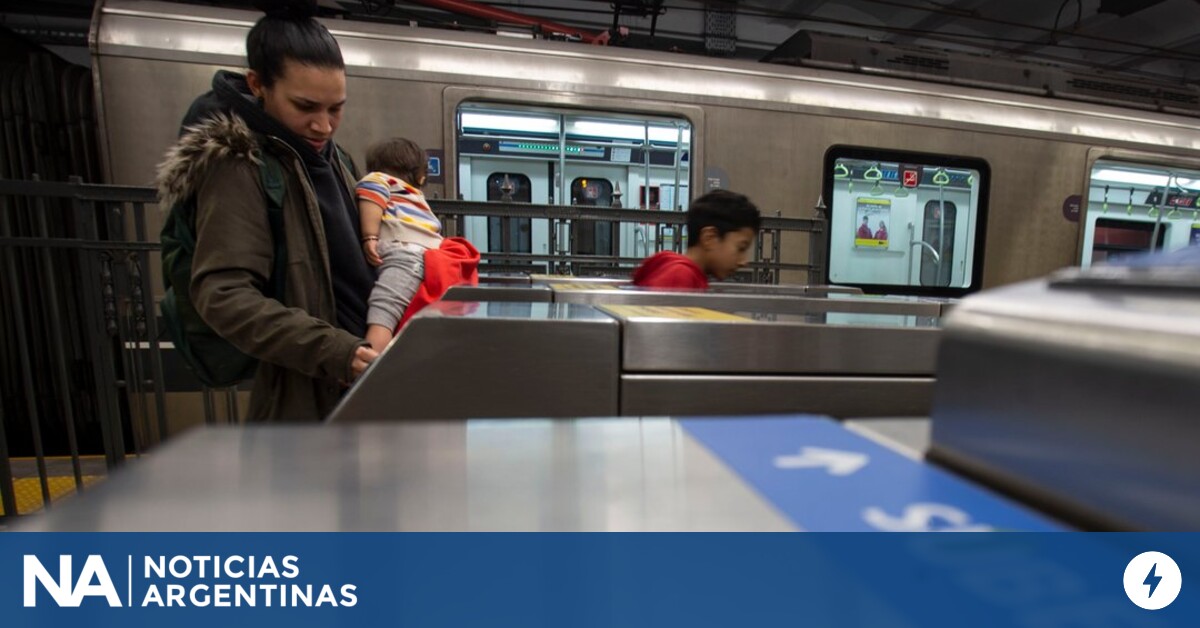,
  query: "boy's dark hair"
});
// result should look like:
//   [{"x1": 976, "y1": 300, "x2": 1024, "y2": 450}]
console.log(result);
[
  {"x1": 248, "y1": 0, "x2": 344, "y2": 88},
  {"x1": 686, "y1": 190, "x2": 761, "y2": 241},
  {"x1": 365, "y1": 138, "x2": 428, "y2": 185}
]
